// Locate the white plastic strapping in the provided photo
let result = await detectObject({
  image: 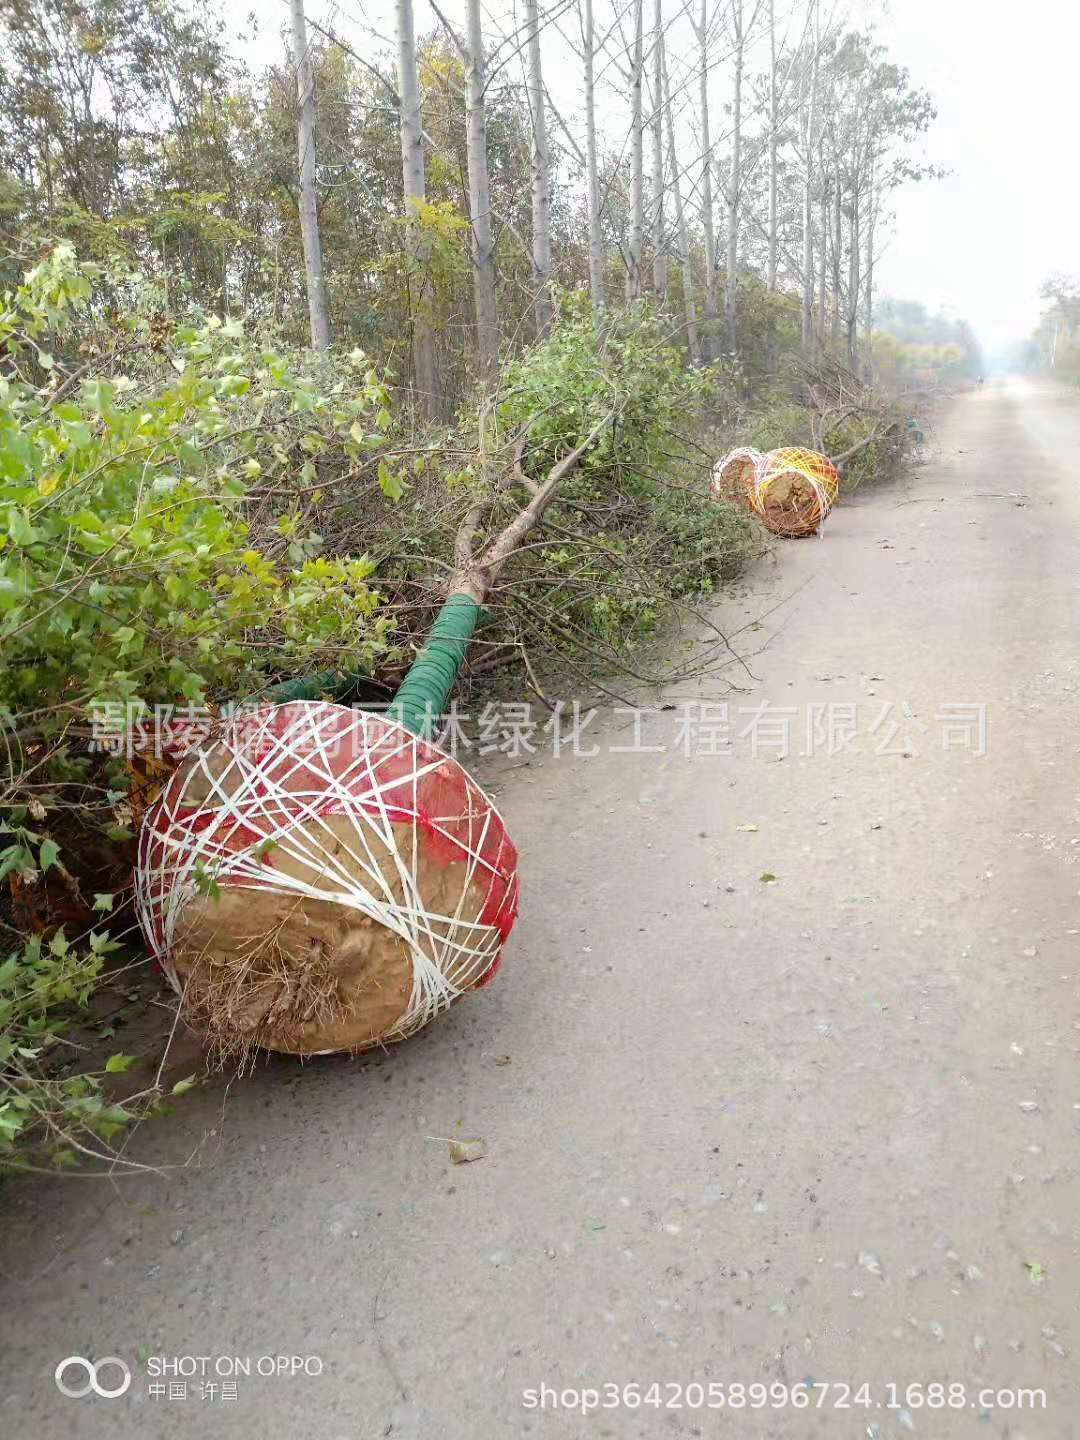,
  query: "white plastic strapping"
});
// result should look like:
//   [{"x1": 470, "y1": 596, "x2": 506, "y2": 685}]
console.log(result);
[{"x1": 135, "y1": 701, "x2": 519, "y2": 1047}]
